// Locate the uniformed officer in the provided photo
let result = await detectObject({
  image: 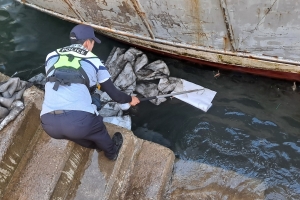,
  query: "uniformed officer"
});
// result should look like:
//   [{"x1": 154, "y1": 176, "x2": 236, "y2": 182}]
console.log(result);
[{"x1": 40, "y1": 24, "x2": 139, "y2": 160}]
